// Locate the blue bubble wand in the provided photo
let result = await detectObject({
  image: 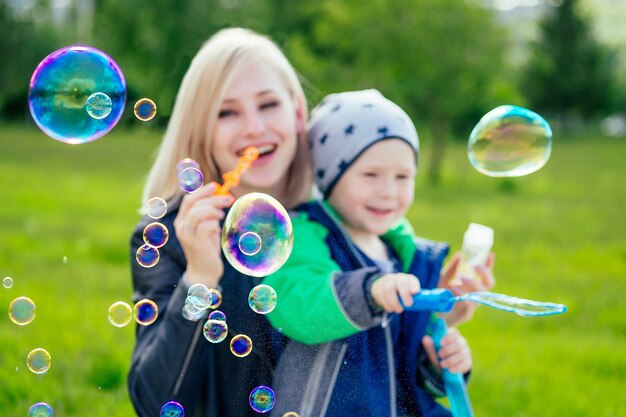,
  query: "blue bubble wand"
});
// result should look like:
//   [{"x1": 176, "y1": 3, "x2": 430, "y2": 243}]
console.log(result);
[{"x1": 403, "y1": 289, "x2": 567, "y2": 417}]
